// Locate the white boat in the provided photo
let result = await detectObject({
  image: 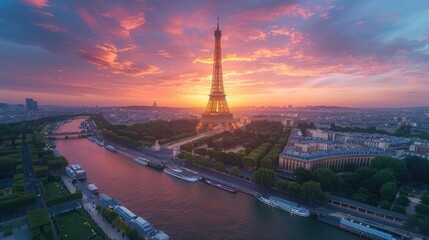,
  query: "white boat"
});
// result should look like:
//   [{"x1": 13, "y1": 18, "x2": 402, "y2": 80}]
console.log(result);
[
  {"x1": 164, "y1": 168, "x2": 199, "y2": 182},
  {"x1": 87, "y1": 183, "x2": 99, "y2": 194},
  {"x1": 256, "y1": 194, "x2": 276, "y2": 208},
  {"x1": 134, "y1": 157, "x2": 150, "y2": 166},
  {"x1": 256, "y1": 194, "x2": 310, "y2": 217},
  {"x1": 105, "y1": 145, "x2": 117, "y2": 152},
  {"x1": 151, "y1": 231, "x2": 170, "y2": 240},
  {"x1": 96, "y1": 140, "x2": 105, "y2": 146}
]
